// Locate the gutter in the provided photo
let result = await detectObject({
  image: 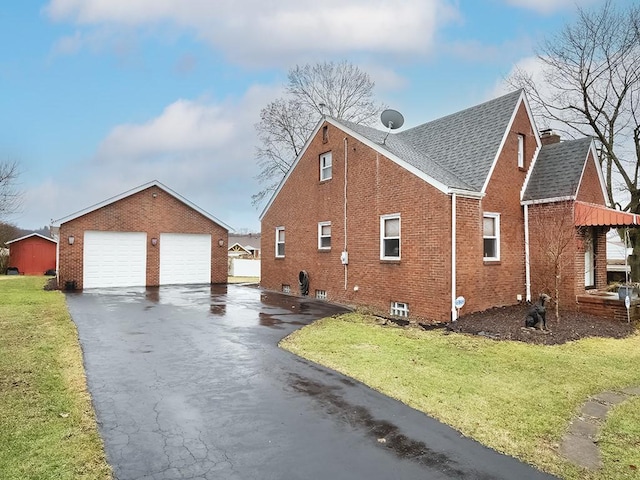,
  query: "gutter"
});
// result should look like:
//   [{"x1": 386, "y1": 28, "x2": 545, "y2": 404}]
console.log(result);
[{"x1": 451, "y1": 192, "x2": 457, "y2": 320}]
